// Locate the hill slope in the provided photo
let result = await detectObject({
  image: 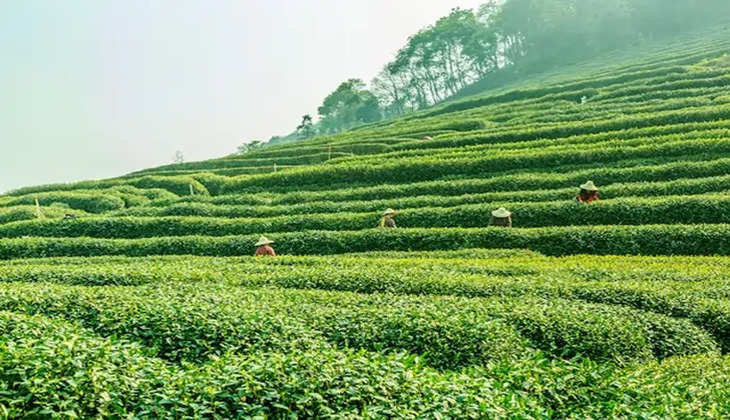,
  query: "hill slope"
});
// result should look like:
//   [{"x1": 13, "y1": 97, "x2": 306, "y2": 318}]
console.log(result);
[
  {"x1": 2, "y1": 24, "x2": 730, "y2": 417},
  {"x1": 3, "y1": 24, "x2": 730, "y2": 257}
]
